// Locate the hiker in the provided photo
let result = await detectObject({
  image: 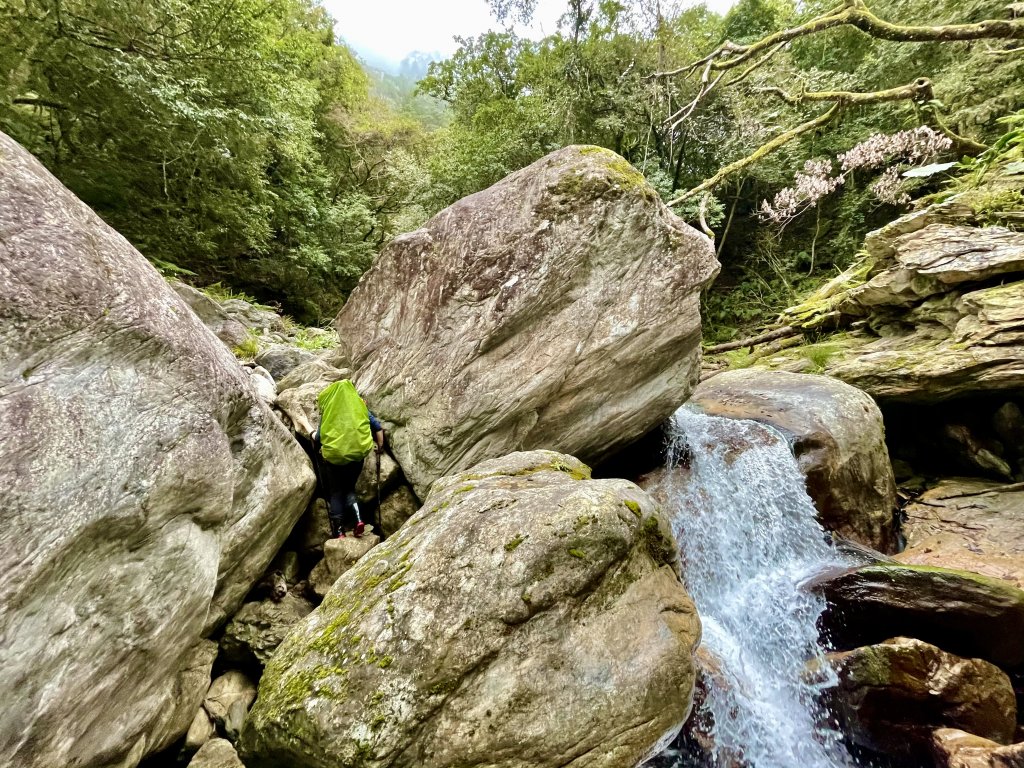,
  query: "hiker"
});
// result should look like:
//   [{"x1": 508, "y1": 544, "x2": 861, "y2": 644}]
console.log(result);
[{"x1": 313, "y1": 379, "x2": 384, "y2": 538}]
